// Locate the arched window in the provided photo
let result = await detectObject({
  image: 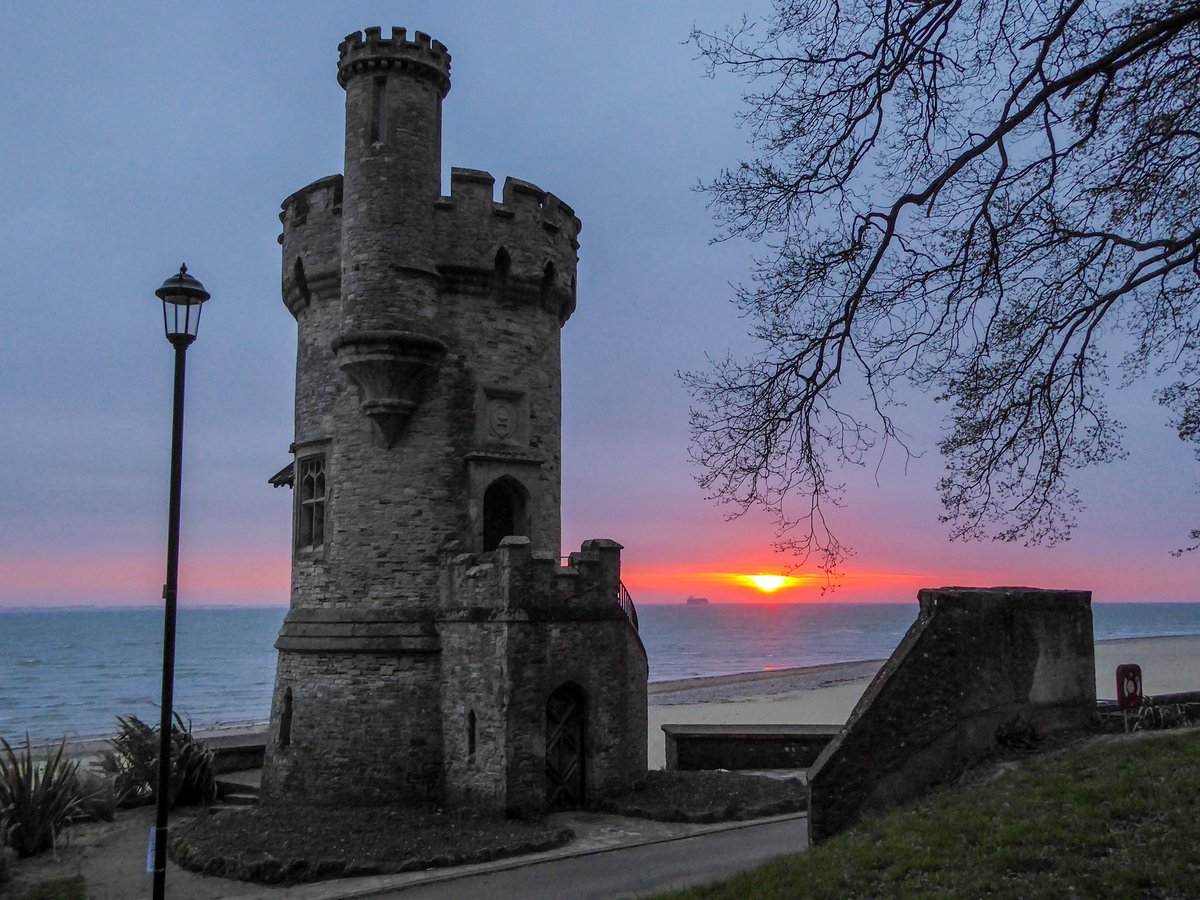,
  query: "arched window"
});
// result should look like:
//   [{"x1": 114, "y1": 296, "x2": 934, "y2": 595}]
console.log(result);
[
  {"x1": 296, "y1": 455, "x2": 326, "y2": 549},
  {"x1": 293, "y1": 257, "x2": 311, "y2": 306},
  {"x1": 482, "y1": 476, "x2": 528, "y2": 551}
]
